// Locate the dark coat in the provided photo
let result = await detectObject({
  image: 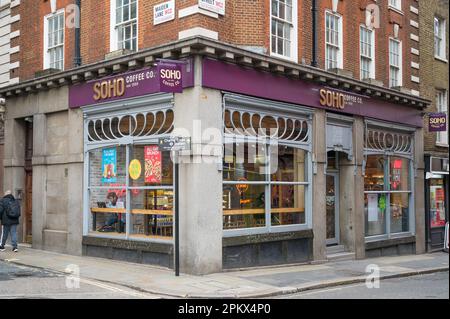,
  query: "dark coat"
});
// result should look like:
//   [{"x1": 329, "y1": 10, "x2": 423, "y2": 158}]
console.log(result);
[{"x1": 0, "y1": 195, "x2": 20, "y2": 226}]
